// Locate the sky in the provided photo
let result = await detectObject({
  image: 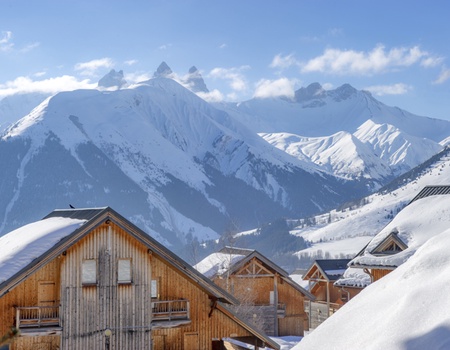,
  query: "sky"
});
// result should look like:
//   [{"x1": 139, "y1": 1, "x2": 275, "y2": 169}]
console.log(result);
[{"x1": 1, "y1": 0, "x2": 450, "y2": 120}]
